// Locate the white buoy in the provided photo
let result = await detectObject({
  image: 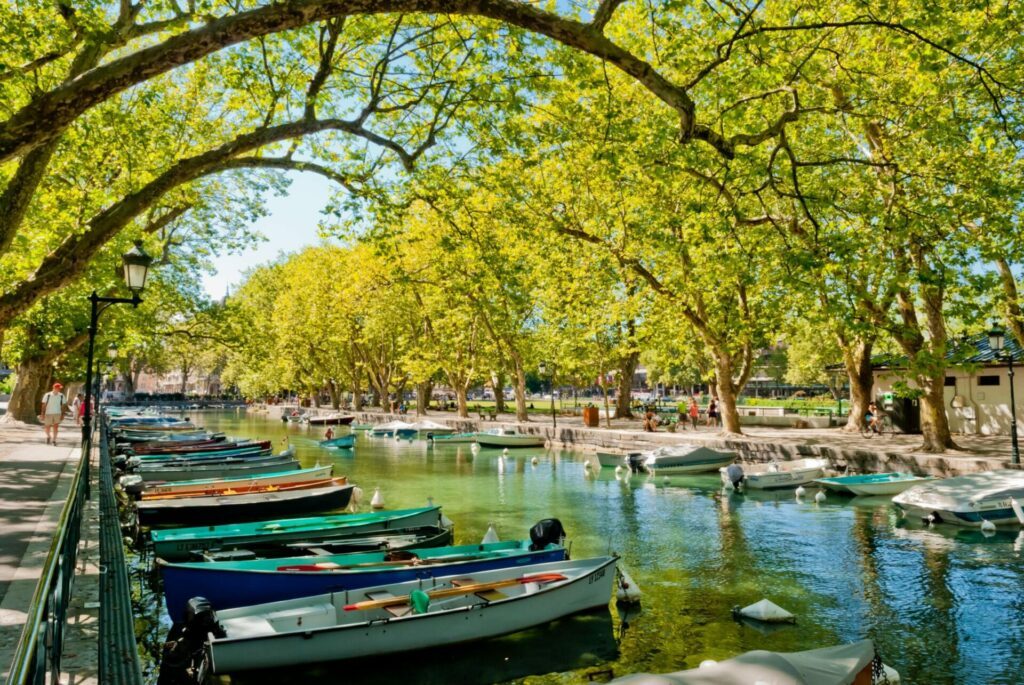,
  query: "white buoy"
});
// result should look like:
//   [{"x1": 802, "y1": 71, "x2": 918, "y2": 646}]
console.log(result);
[
  {"x1": 370, "y1": 486, "x2": 384, "y2": 509},
  {"x1": 981, "y1": 518, "x2": 996, "y2": 534},
  {"x1": 584, "y1": 460, "x2": 592, "y2": 471},
  {"x1": 732, "y1": 598, "x2": 796, "y2": 623},
  {"x1": 795, "y1": 485, "x2": 806, "y2": 498},
  {"x1": 815, "y1": 490, "x2": 826, "y2": 503},
  {"x1": 663, "y1": 476, "x2": 670, "y2": 484},
  {"x1": 615, "y1": 566, "x2": 642, "y2": 603},
  {"x1": 531, "y1": 457, "x2": 539, "y2": 466},
  {"x1": 926, "y1": 513, "x2": 936, "y2": 525},
  {"x1": 351, "y1": 486, "x2": 364, "y2": 505},
  {"x1": 482, "y1": 522, "x2": 499, "y2": 544},
  {"x1": 614, "y1": 465, "x2": 623, "y2": 476},
  {"x1": 503, "y1": 448, "x2": 509, "y2": 456},
  {"x1": 470, "y1": 442, "x2": 480, "y2": 453}
]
